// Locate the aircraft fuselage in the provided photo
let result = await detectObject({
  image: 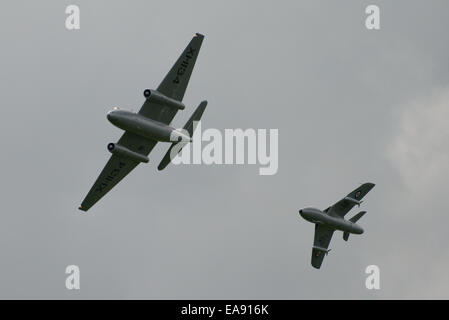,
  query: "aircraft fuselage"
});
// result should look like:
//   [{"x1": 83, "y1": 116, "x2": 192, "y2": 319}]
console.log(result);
[
  {"x1": 107, "y1": 109, "x2": 191, "y2": 143},
  {"x1": 299, "y1": 207, "x2": 363, "y2": 234}
]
